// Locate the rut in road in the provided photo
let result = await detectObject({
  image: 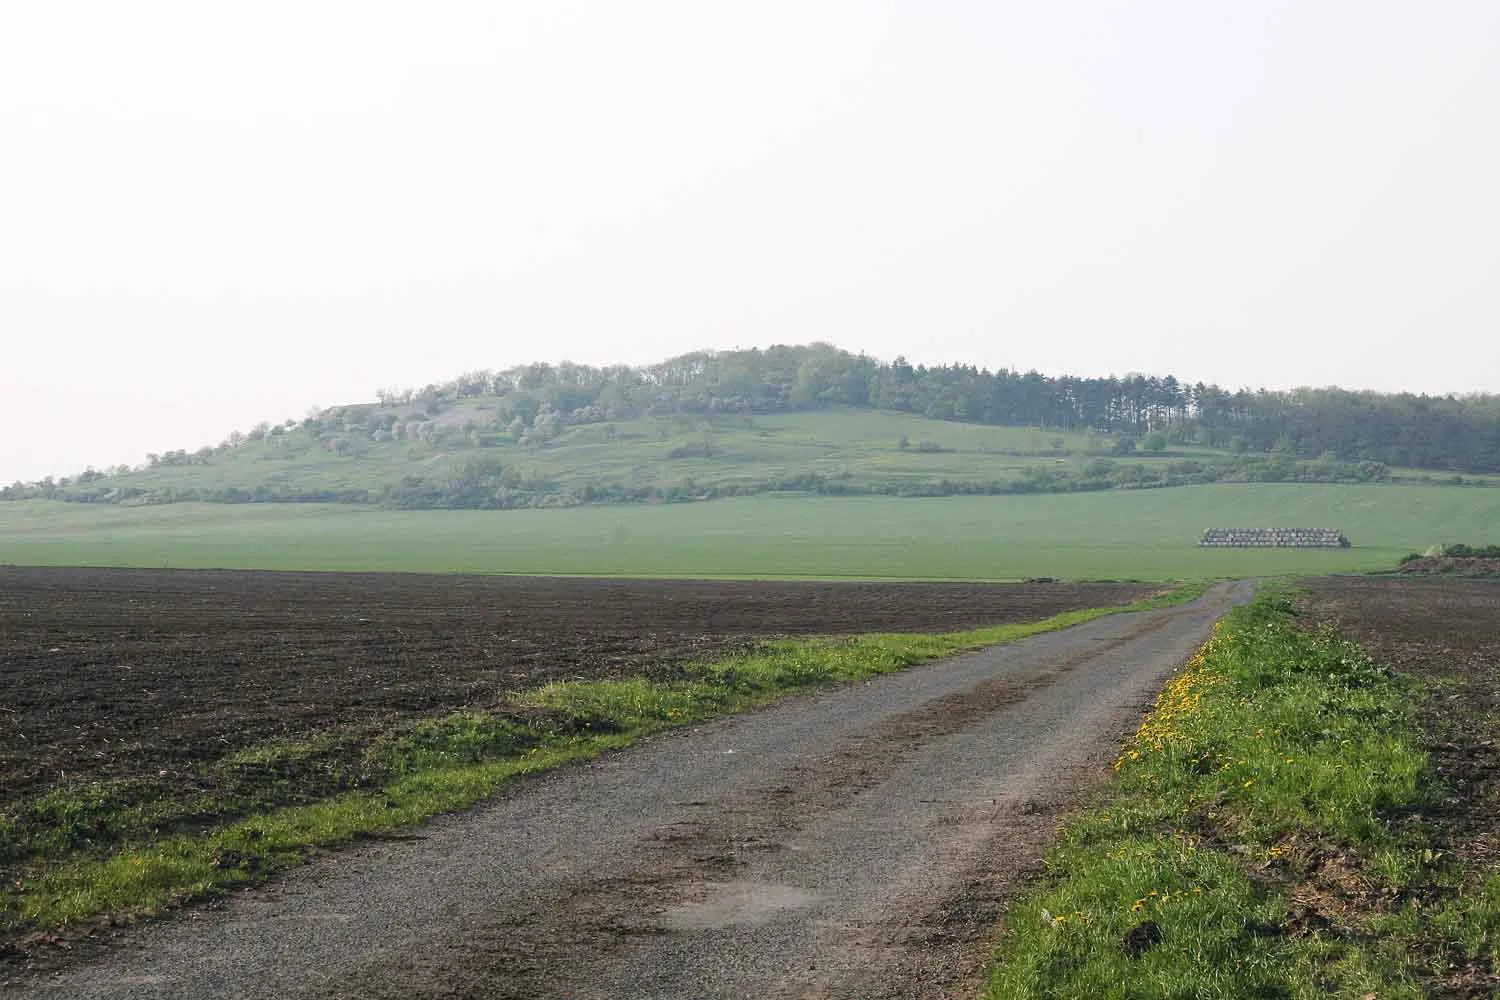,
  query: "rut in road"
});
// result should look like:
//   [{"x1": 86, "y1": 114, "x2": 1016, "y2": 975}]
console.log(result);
[{"x1": 11, "y1": 582, "x2": 1252, "y2": 1000}]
